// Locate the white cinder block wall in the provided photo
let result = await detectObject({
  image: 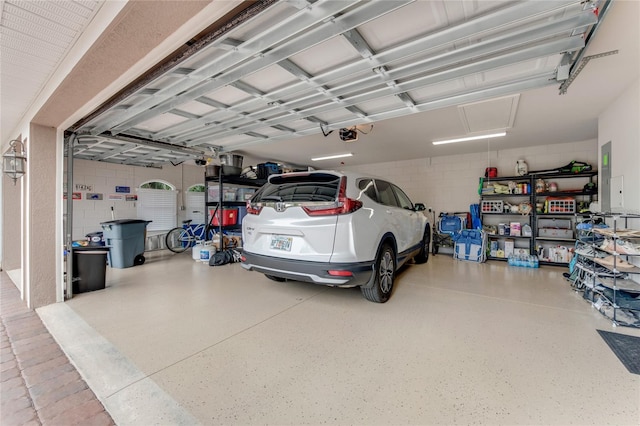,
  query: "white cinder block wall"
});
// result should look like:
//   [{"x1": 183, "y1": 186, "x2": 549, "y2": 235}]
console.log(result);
[
  {"x1": 66, "y1": 159, "x2": 204, "y2": 240},
  {"x1": 342, "y1": 139, "x2": 598, "y2": 217}
]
